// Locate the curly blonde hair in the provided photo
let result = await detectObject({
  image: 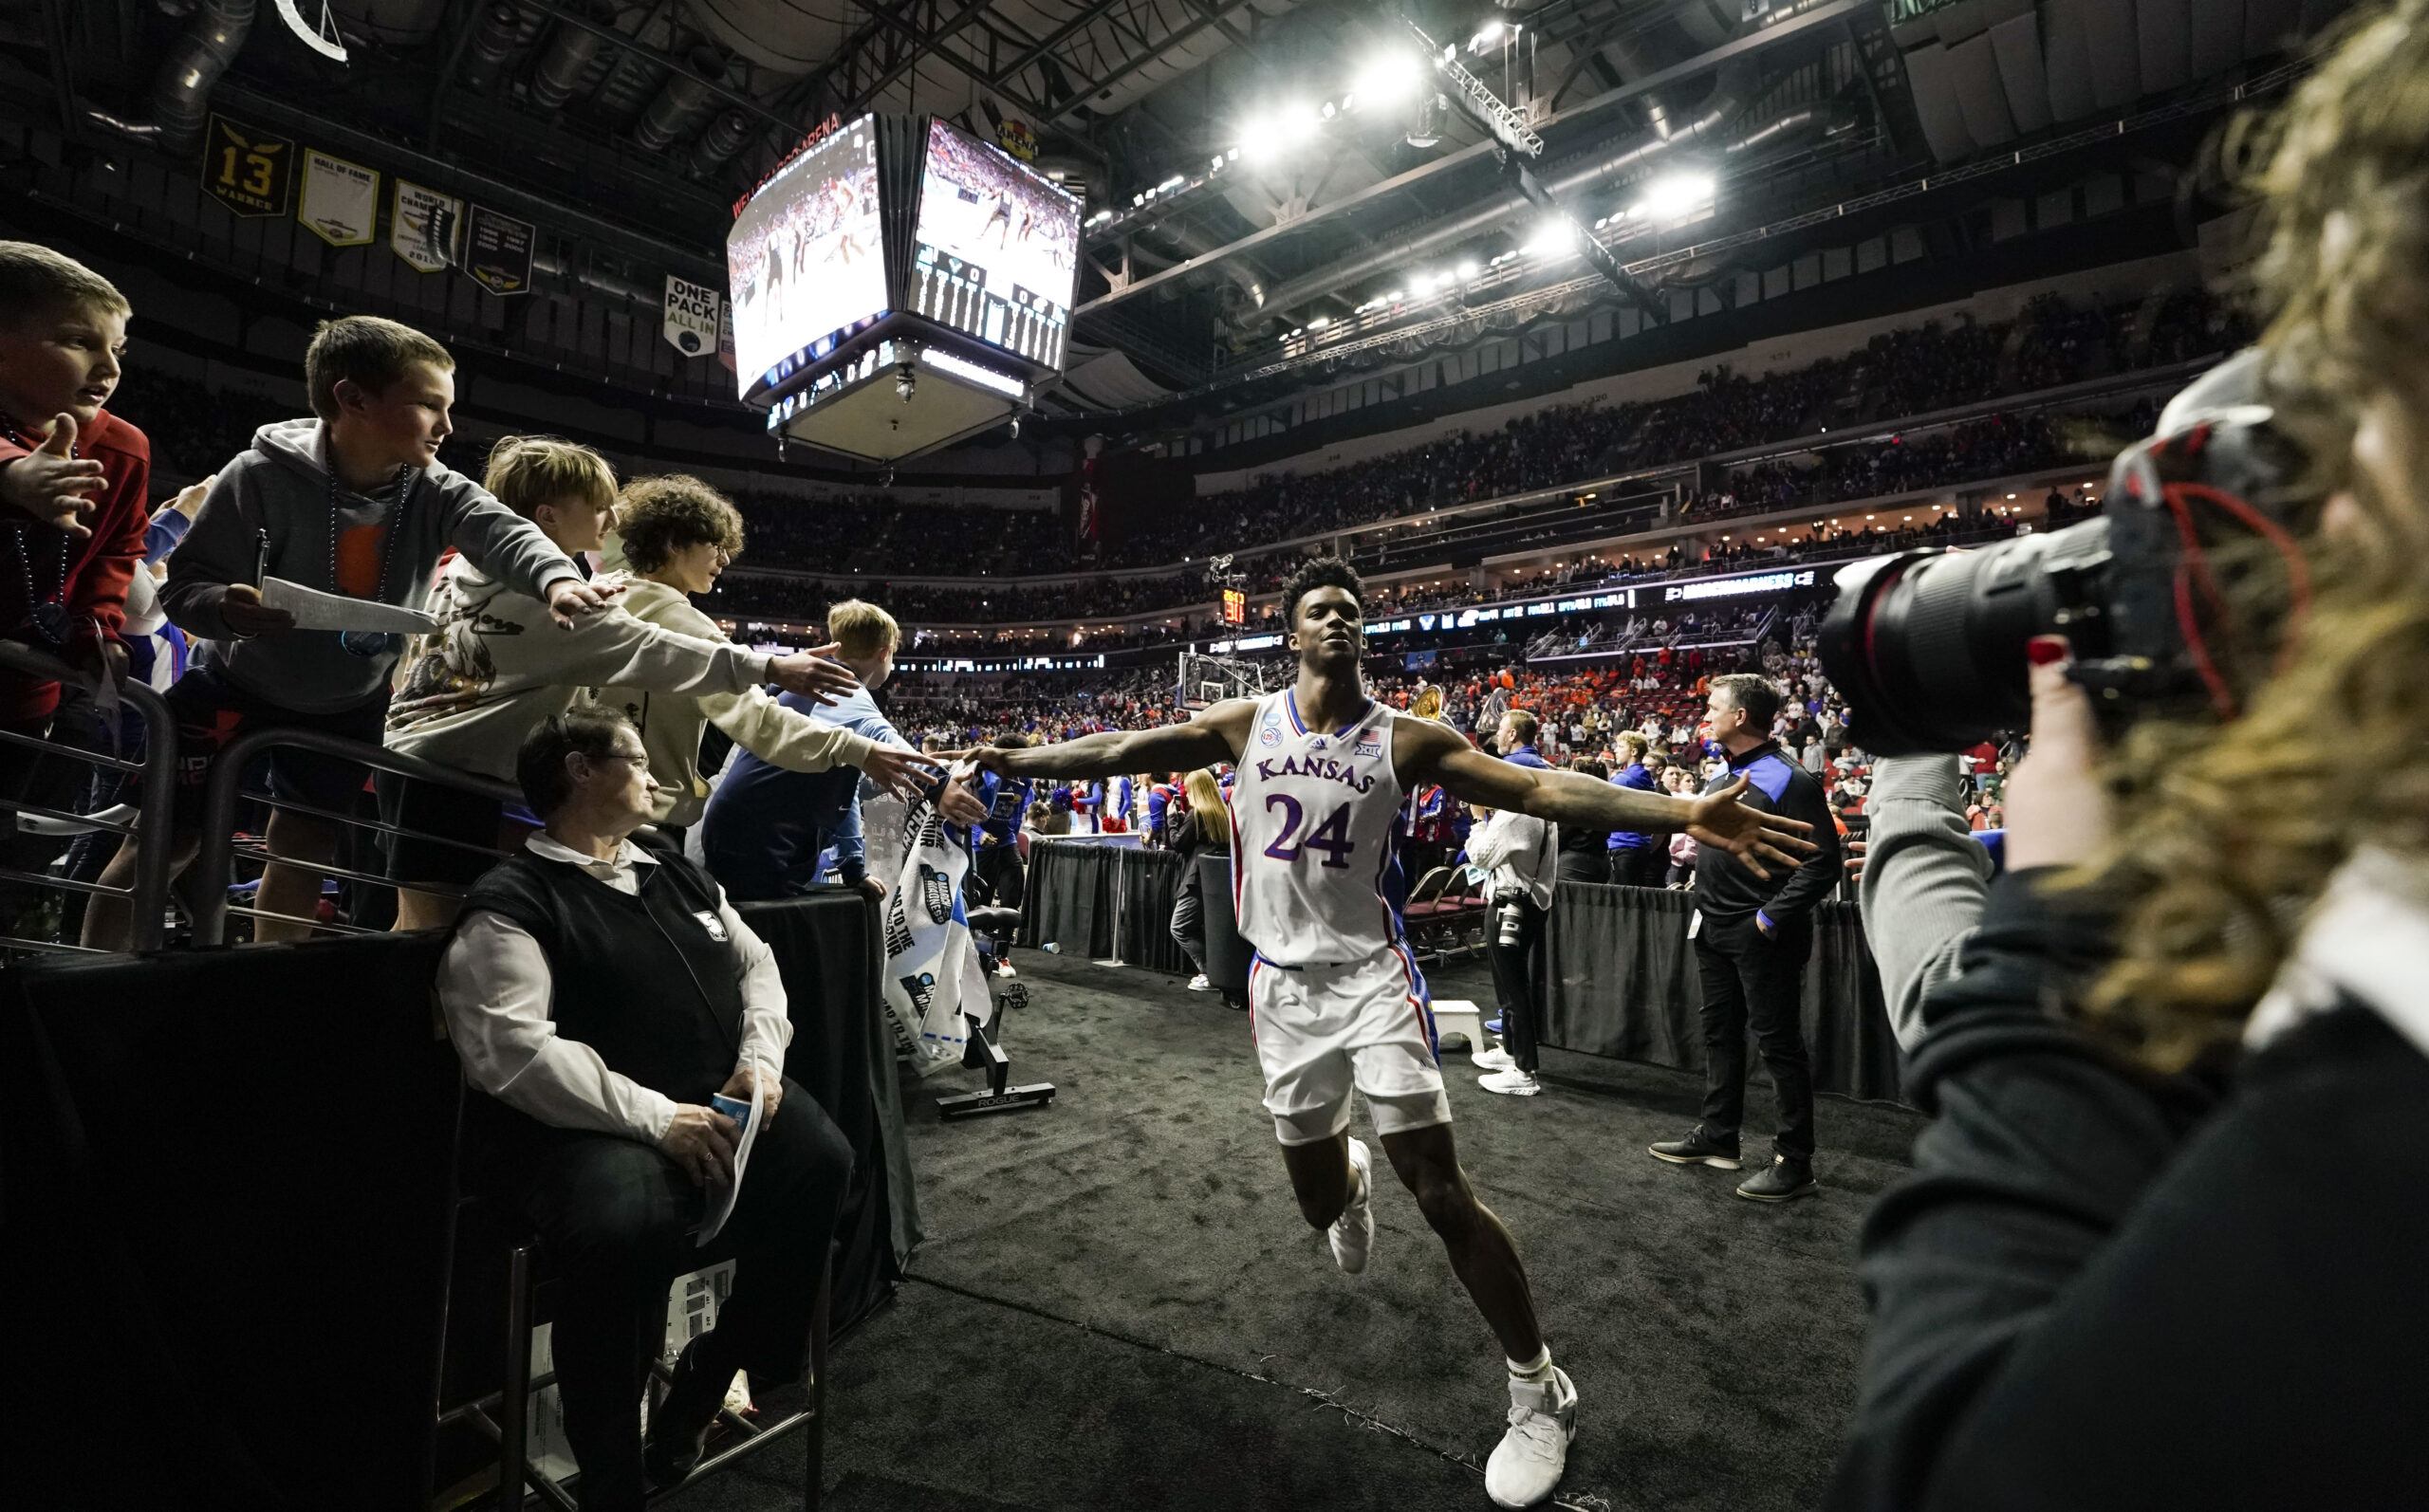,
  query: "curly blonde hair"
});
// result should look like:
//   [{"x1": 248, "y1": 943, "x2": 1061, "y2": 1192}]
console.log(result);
[
  {"x1": 2084, "y1": 0, "x2": 2429, "y2": 1068},
  {"x1": 615, "y1": 474, "x2": 744, "y2": 574}
]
